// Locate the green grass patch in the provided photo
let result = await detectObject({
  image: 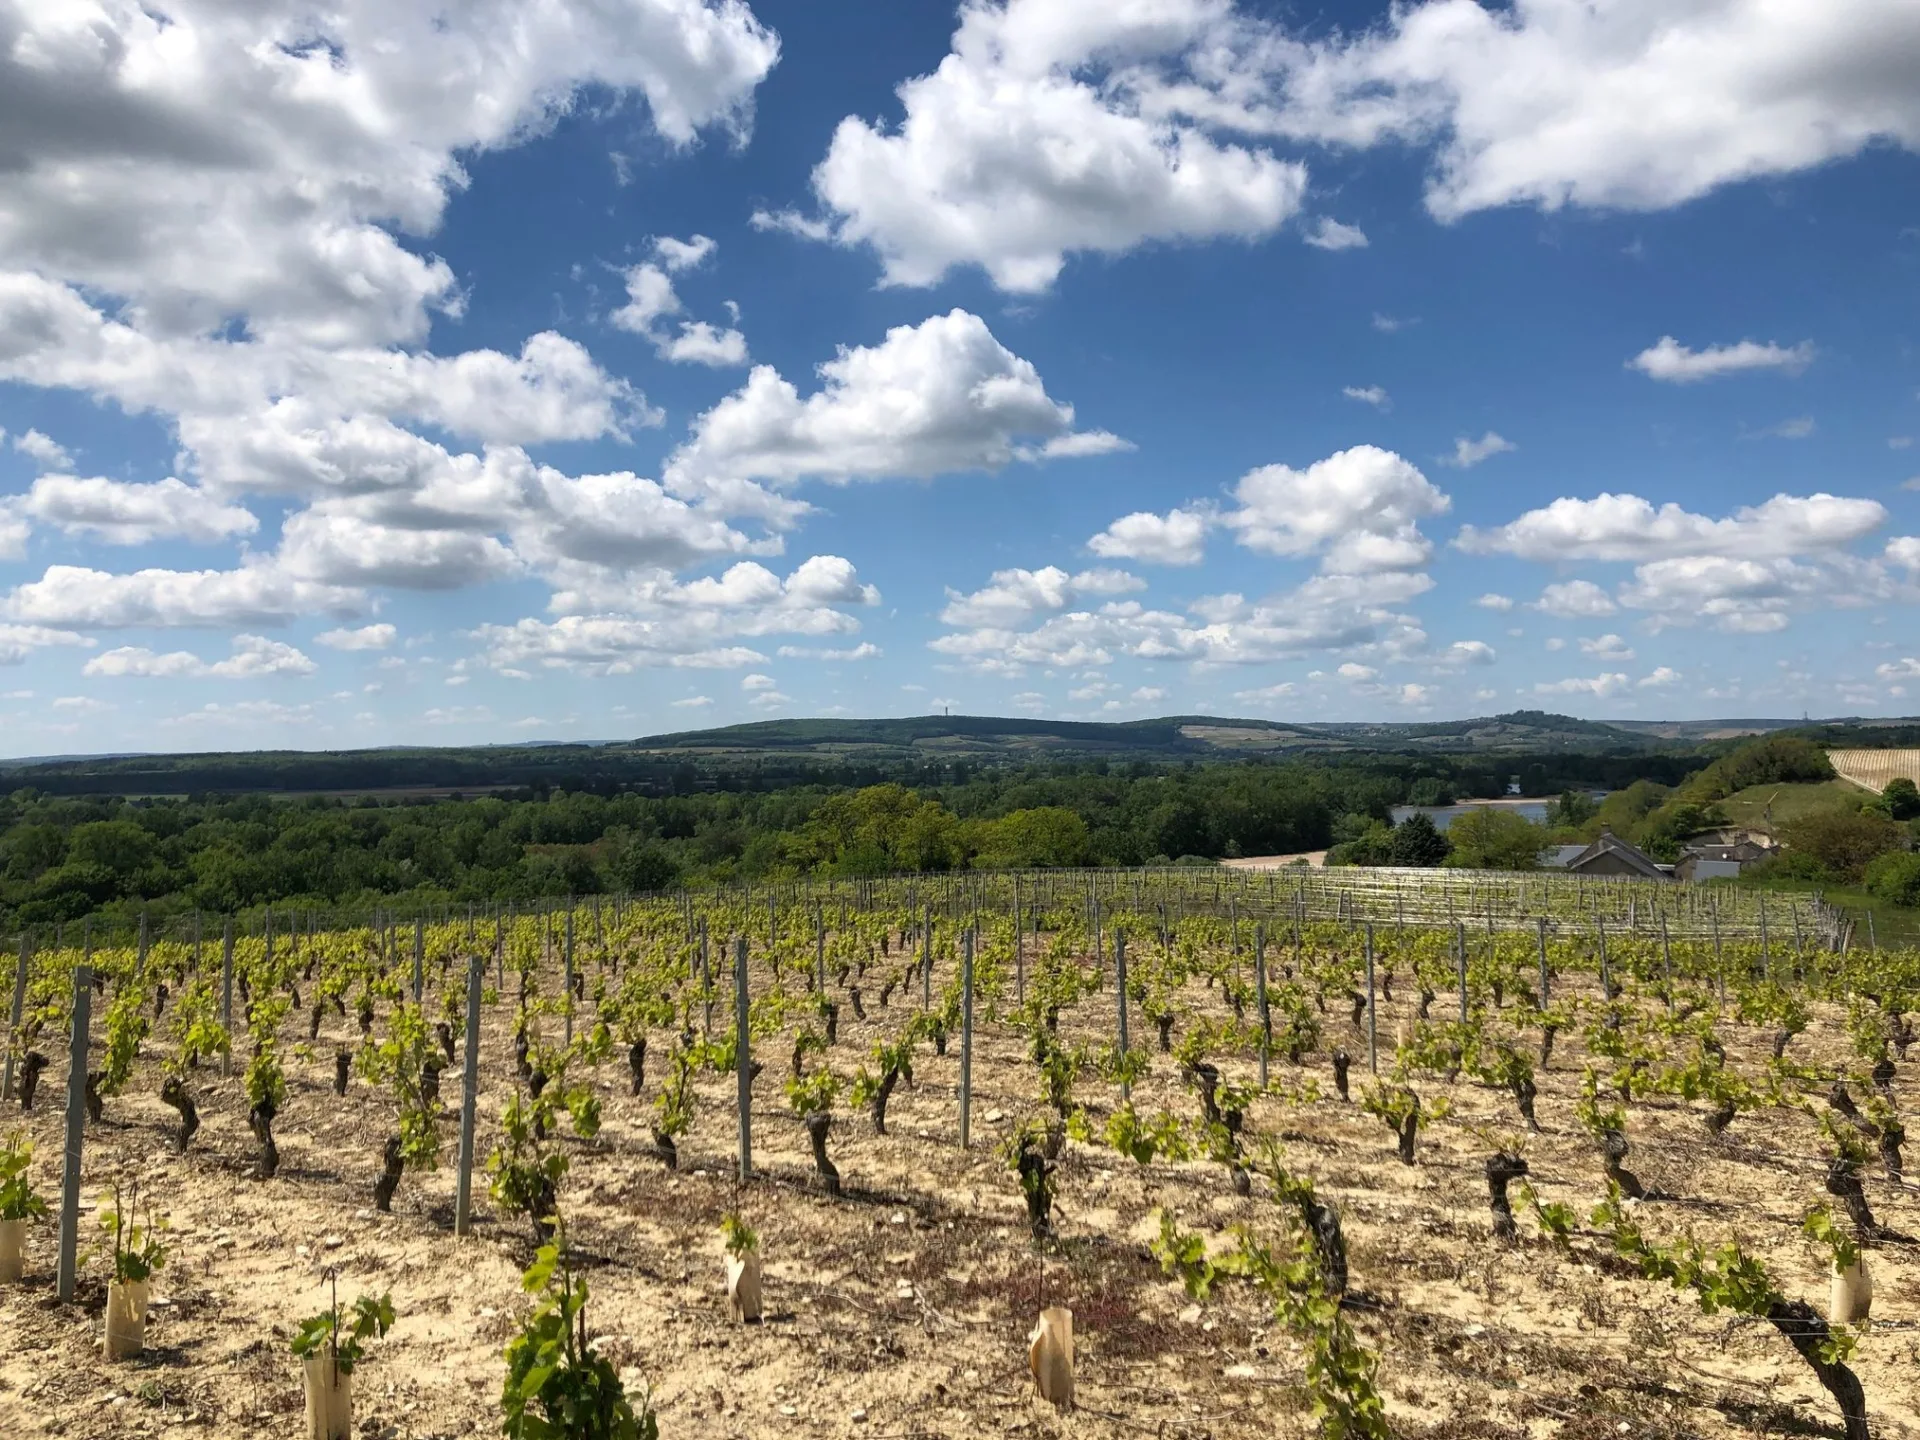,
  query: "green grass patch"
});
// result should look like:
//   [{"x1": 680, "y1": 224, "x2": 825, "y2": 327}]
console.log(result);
[
  {"x1": 1716, "y1": 780, "x2": 1865, "y2": 830},
  {"x1": 1728, "y1": 876, "x2": 1920, "y2": 948}
]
